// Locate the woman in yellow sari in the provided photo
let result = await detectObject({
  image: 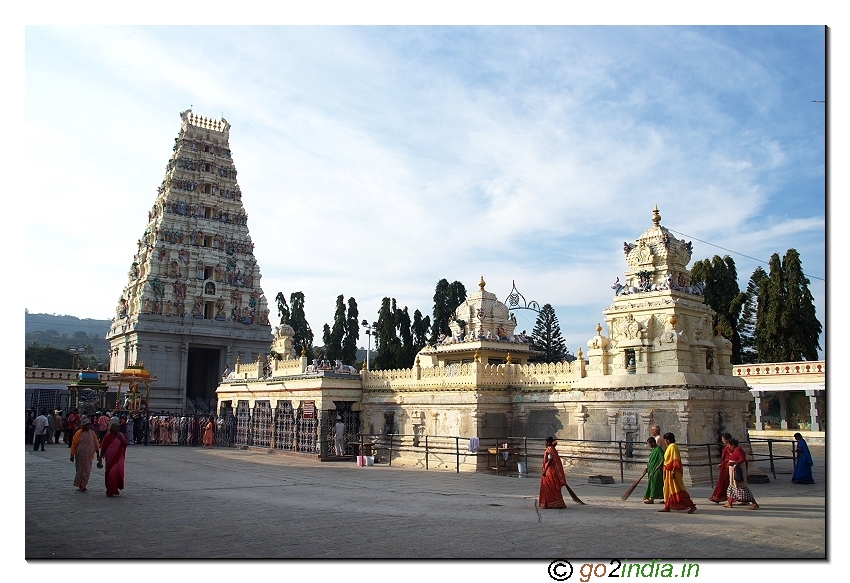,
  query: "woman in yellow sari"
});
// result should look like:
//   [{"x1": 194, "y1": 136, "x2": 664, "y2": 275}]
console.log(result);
[{"x1": 658, "y1": 433, "x2": 696, "y2": 514}]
